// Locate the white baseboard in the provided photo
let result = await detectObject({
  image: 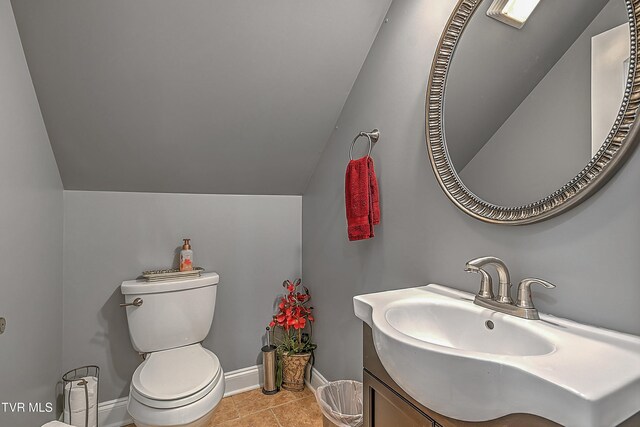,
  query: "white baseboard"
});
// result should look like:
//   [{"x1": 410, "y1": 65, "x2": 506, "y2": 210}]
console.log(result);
[
  {"x1": 98, "y1": 397, "x2": 132, "y2": 427},
  {"x1": 222, "y1": 364, "x2": 263, "y2": 397},
  {"x1": 96, "y1": 364, "x2": 326, "y2": 427},
  {"x1": 305, "y1": 365, "x2": 329, "y2": 392}
]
